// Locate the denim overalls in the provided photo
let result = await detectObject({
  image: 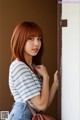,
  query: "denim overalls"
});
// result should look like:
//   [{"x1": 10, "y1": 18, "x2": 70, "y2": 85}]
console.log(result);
[{"x1": 8, "y1": 102, "x2": 40, "y2": 120}]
